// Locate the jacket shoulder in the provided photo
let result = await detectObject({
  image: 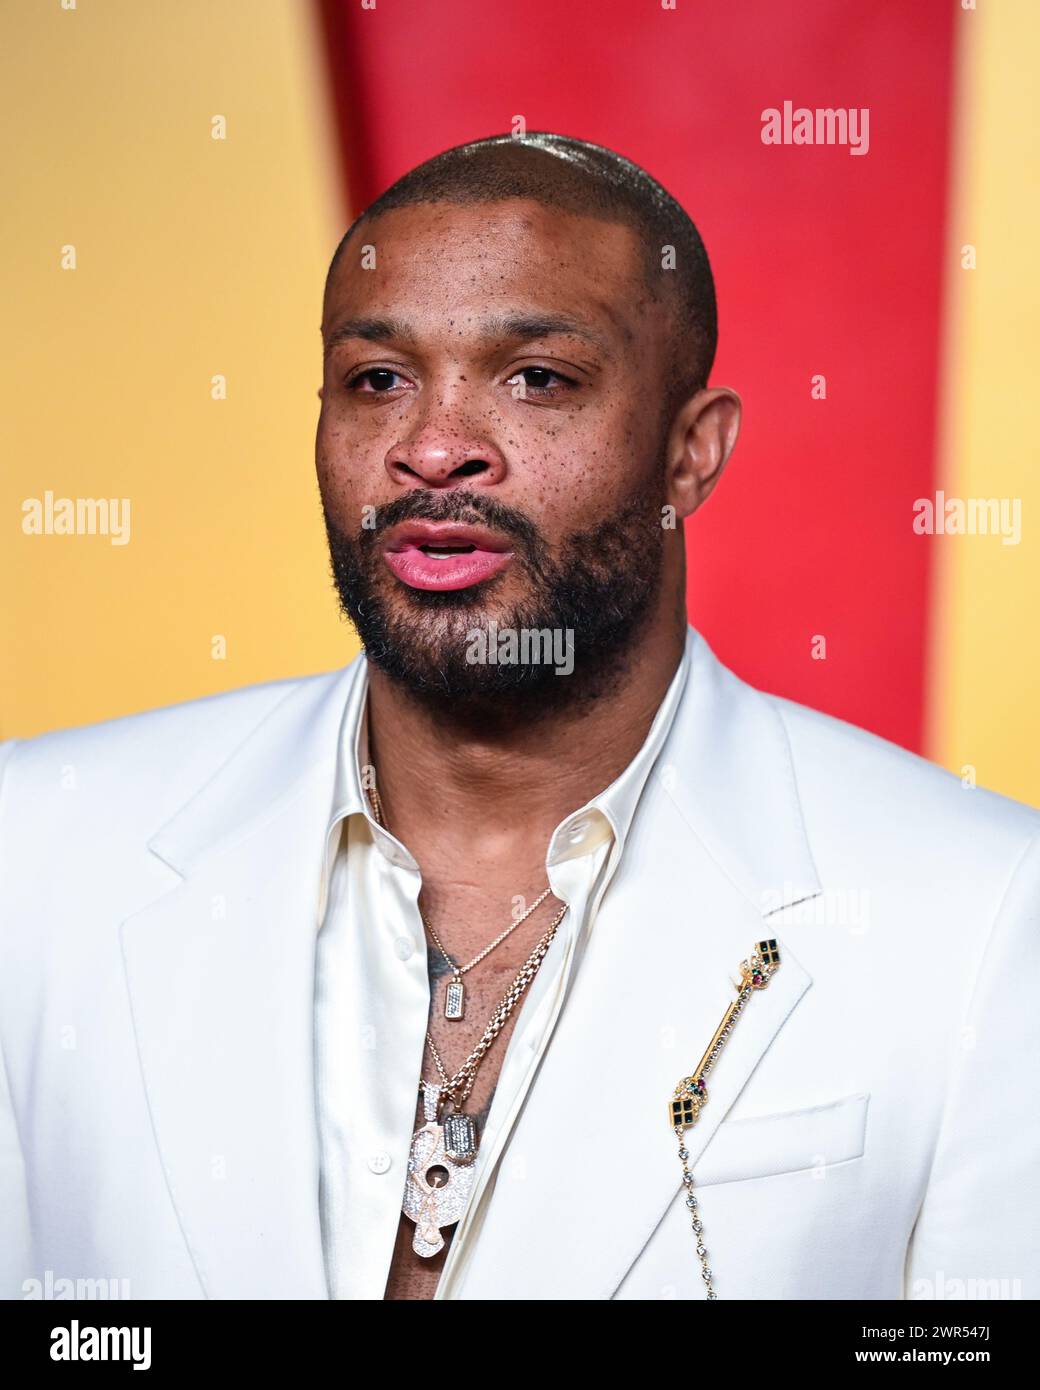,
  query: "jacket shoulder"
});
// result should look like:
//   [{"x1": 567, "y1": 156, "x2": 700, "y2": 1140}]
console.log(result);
[
  {"x1": 767, "y1": 689, "x2": 1040, "y2": 849},
  {"x1": 0, "y1": 668, "x2": 345, "y2": 825}
]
